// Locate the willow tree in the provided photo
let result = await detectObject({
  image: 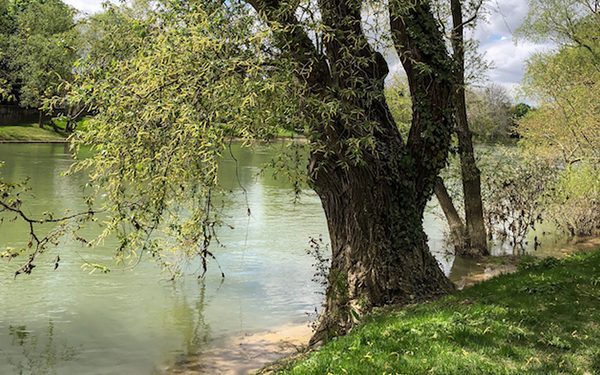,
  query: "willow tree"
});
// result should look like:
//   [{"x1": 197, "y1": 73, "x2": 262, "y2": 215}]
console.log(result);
[
  {"x1": 53, "y1": 0, "x2": 457, "y2": 343},
  {"x1": 516, "y1": 0, "x2": 600, "y2": 236}
]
